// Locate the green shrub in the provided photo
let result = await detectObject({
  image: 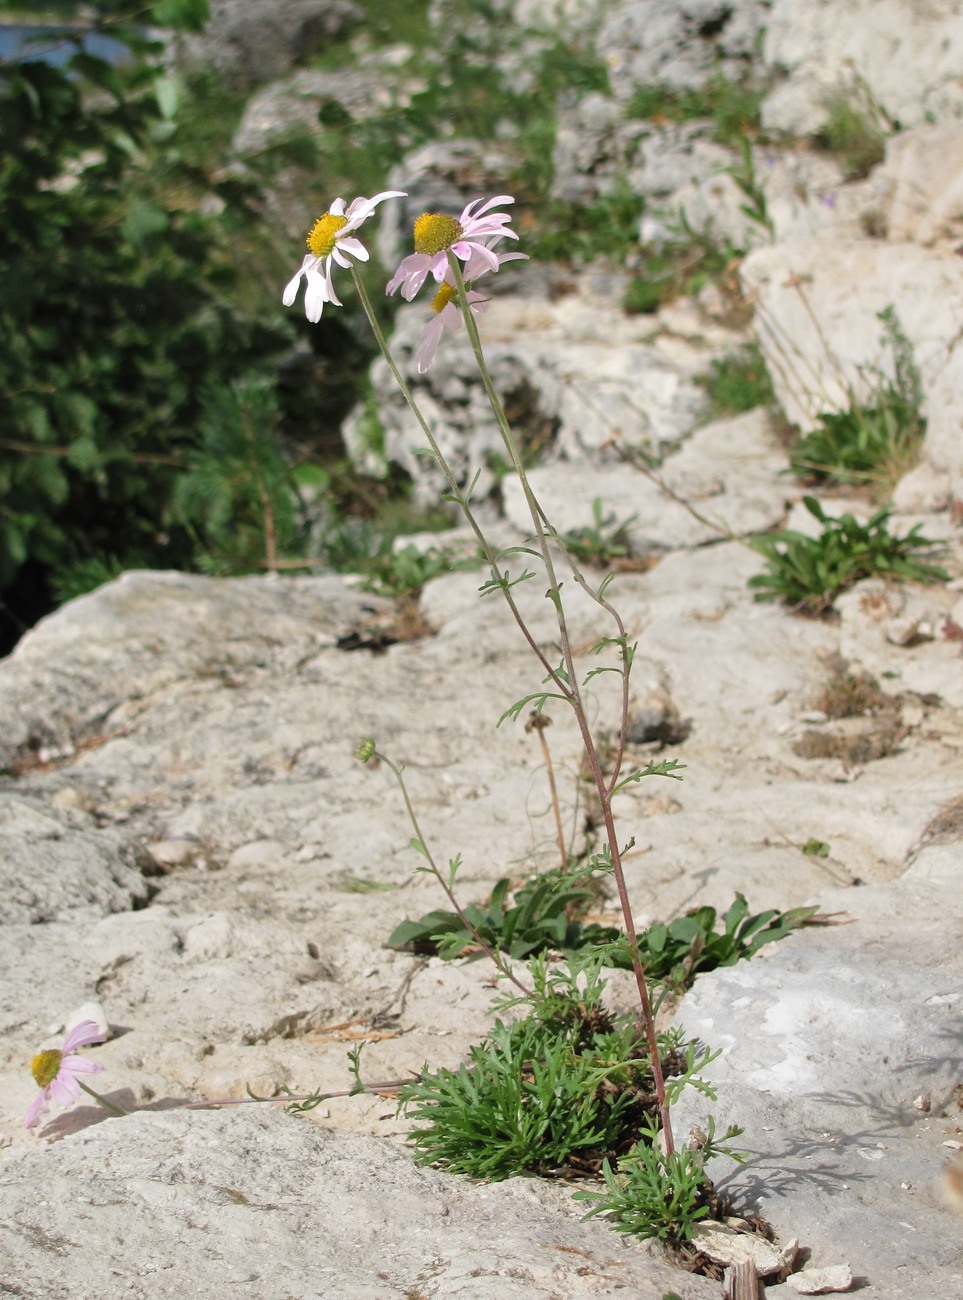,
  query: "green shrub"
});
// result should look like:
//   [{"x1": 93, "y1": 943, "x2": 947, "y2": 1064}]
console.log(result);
[
  {"x1": 815, "y1": 88, "x2": 887, "y2": 180},
  {"x1": 0, "y1": 2, "x2": 293, "y2": 636}
]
